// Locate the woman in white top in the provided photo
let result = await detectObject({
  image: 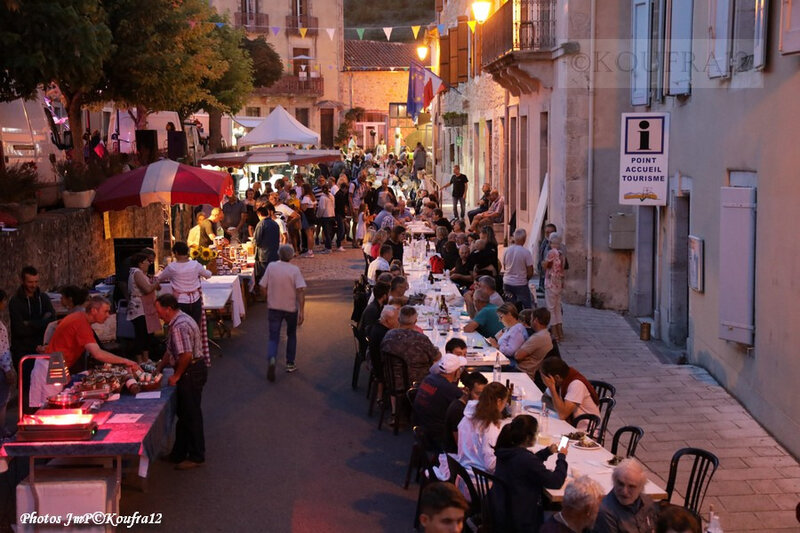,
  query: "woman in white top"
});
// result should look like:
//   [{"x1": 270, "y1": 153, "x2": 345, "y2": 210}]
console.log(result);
[
  {"x1": 488, "y1": 303, "x2": 530, "y2": 364},
  {"x1": 457, "y1": 382, "x2": 509, "y2": 476},
  {"x1": 156, "y1": 241, "x2": 211, "y2": 326},
  {"x1": 127, "y1": 253, "x2": 160, "y2": 362},
  {"x1": 316, "y1": 184, "x2": 336, "y2": 253}
]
